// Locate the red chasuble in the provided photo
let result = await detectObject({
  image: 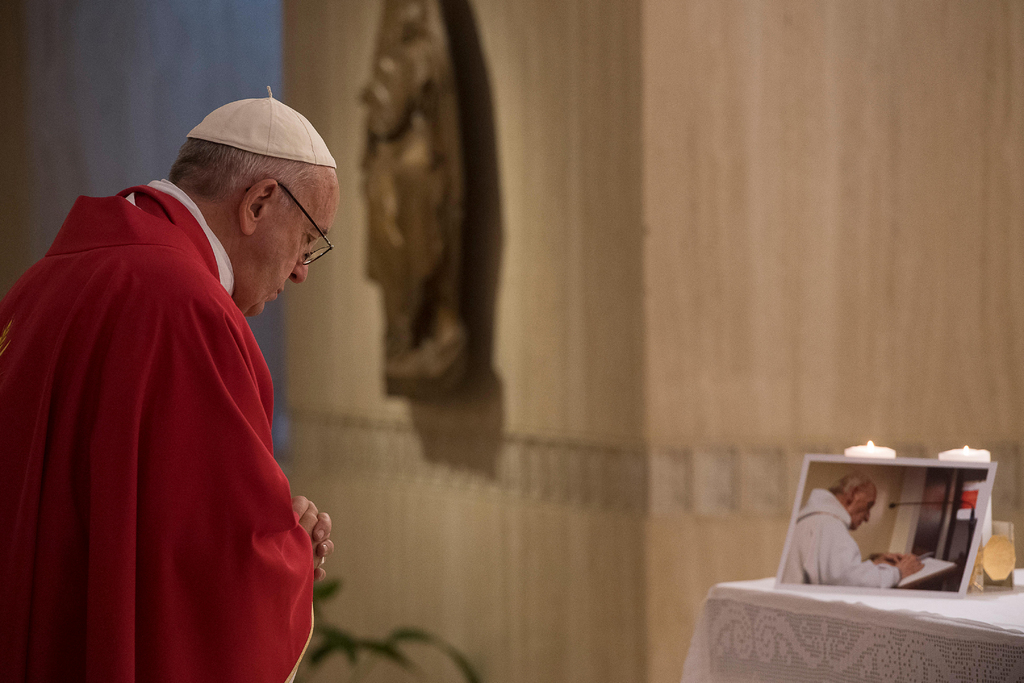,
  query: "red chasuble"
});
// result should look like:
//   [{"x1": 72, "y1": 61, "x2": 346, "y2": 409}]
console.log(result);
[{"x1": 0, "y1": 187, "x2": 314, "y2": 682}]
